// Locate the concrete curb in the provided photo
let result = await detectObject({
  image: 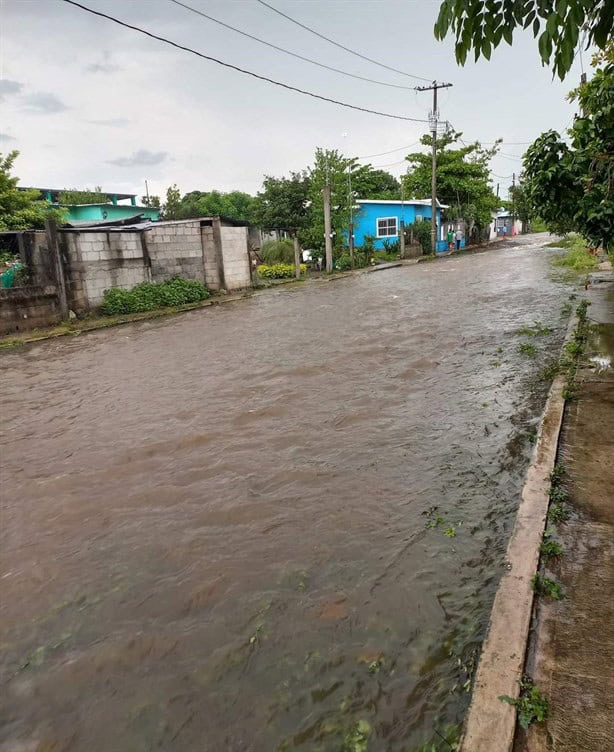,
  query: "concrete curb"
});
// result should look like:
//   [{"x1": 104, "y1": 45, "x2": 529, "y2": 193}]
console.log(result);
[{"x1": 460, "y1": 313, "x2": 577, "y2": 752}]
